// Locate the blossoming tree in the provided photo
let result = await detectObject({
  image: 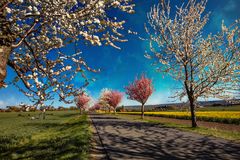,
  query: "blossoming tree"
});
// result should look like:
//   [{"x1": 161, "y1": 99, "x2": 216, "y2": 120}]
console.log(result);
[
  {"x1": 0, "y1": 0, "x2": 135, "y2": 105},
  {"x1": 75, "y1": 92, "x2": 91, "y2": 114},
  {"x1": 145, "y1": 0, "x2": 239, "y2": 127},
  {"x1": 101, "y1": 89, "x2": 123, "y2": 114},
  {"x1": 125, "y1": 75, "x2": 153, "y2": 119},
  {"x1": 98, "y1": 89, "x2": 111, "y2": 112},
  {"x1": 89, "y1": 102, "x2": 101, "y2": 112}
]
